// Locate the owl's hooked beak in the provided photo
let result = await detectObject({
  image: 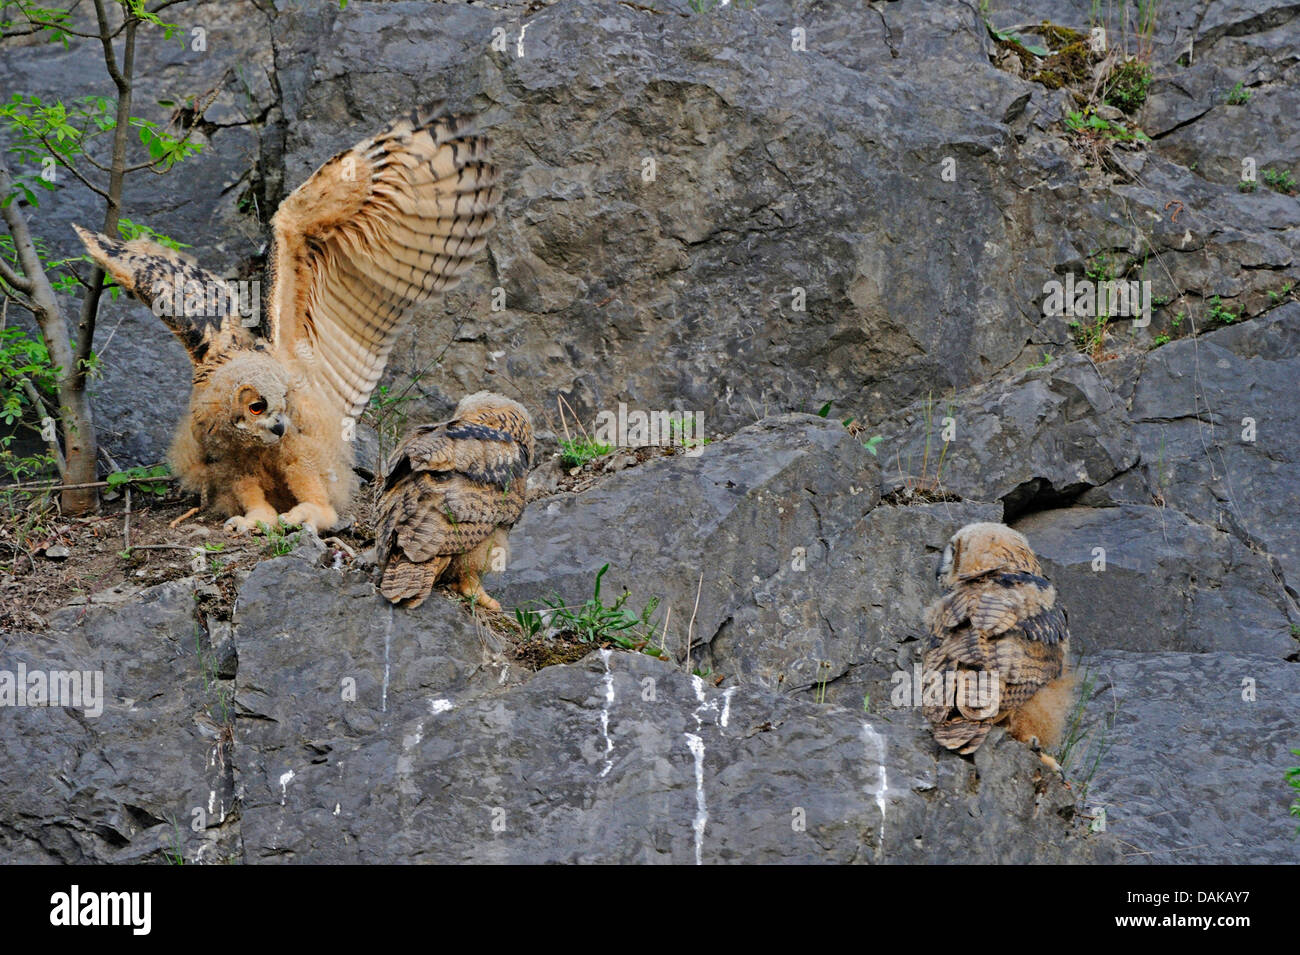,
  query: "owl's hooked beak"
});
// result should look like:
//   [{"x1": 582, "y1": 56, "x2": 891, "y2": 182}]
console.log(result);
[{"x1": 260, "y1": 412, "x2": 289, "y2": 444}]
